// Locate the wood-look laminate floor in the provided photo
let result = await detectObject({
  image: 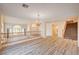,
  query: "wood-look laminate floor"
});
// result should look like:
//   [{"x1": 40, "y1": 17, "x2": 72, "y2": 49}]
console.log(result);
[{"x1": 1, "y1": 37, "x2": 78, "y2": 55}]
